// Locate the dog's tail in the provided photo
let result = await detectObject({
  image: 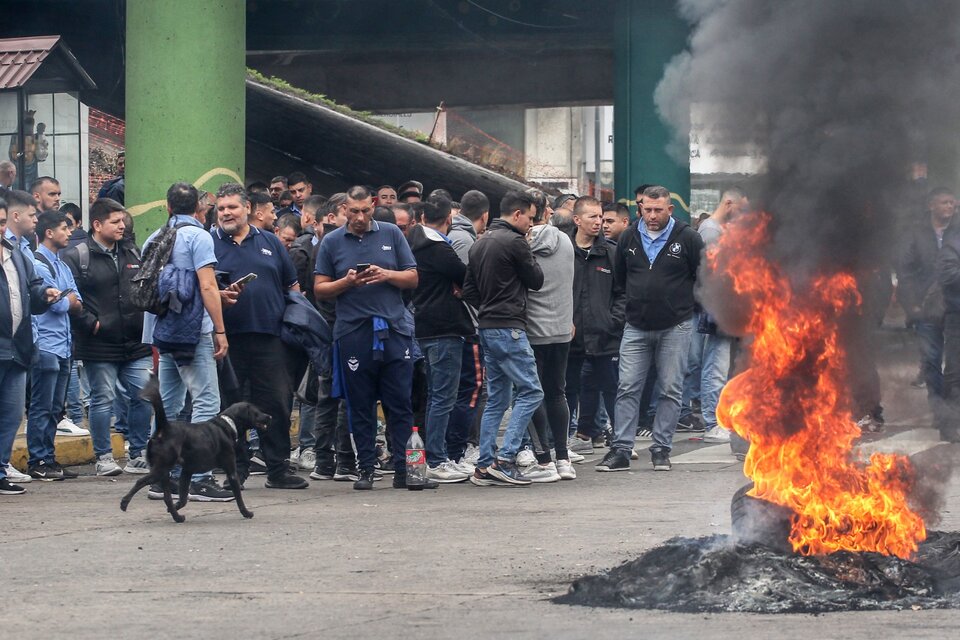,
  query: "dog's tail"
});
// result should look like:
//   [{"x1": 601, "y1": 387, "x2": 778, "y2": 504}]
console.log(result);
[{"x1": 140, "y1": 374, "x2": 169, "y2": 436}]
